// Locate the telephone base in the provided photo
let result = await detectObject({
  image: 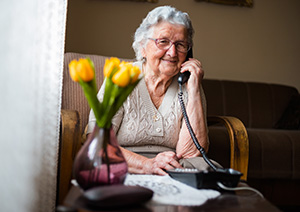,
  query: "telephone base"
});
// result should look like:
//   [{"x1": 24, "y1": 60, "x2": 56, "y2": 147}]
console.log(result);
[{"x1": 166, "y1": 168, "x2": 242, "y2": 191}]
